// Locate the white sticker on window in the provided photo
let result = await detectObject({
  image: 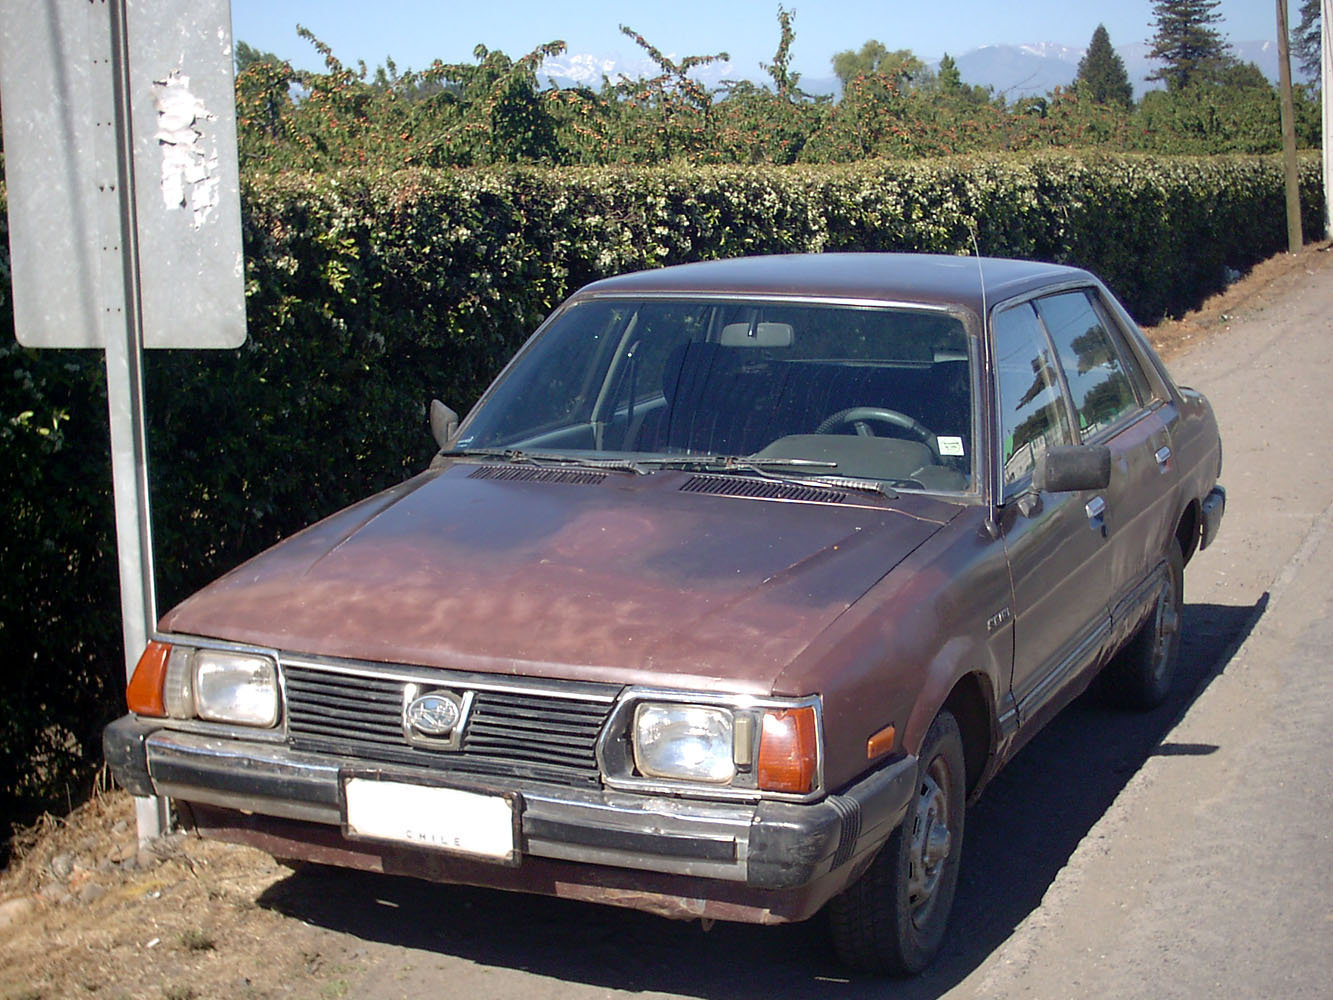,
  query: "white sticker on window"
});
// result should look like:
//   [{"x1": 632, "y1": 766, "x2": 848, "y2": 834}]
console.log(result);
[{"x1": 938, "y1": 436, "x2": 966, "y2": 457}]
